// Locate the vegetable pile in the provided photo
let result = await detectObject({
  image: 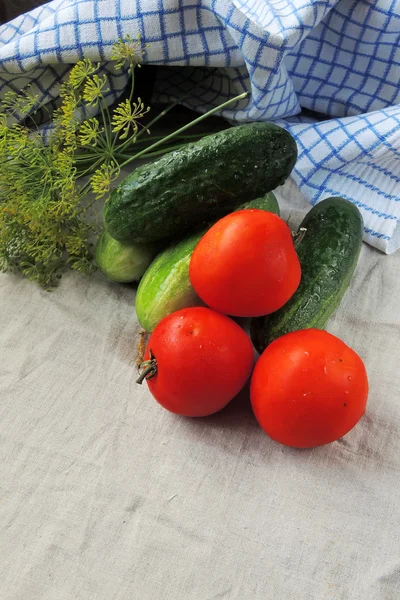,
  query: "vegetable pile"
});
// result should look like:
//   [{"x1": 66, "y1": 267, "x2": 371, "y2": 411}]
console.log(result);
[
  {"x1": 0, "y1": 33, "x2": 369, "y2": 449},
  {"x1": 97, "y1": 120, "x2": 369, "y2": 449}
]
